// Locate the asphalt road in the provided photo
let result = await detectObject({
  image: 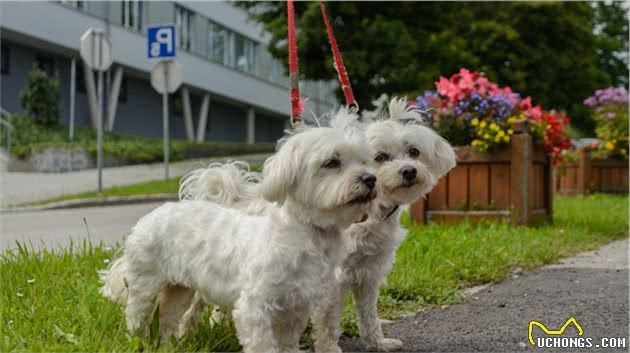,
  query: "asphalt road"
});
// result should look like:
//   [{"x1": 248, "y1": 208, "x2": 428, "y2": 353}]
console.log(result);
[
  {"x1": 341, "y1": 239, "x2": 629, "y2": 352},
  {"x1": 0, "y1": 202, "x2": 162, "y2": 250}
]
